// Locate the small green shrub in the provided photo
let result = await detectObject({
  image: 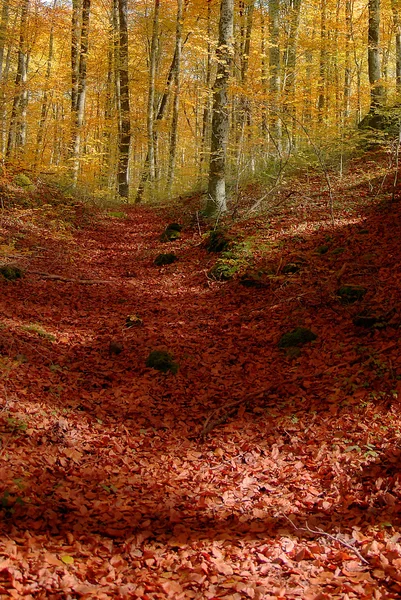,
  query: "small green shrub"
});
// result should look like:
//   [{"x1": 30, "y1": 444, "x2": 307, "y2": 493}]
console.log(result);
[
  {"x1": 278, "y1": 327, "x2": 317, "y2": 348},
  {"x1": 154, "y1": 253, "x2": 178, "y2": 266},
  {"x1": 14, "y1": 173, "x2": 33, "y2": 189},
  {"x1": 0, "y1": 265, "x2": 24, "y2": 281},
  {"x1": 146, "y1": 350, "x2": 178, "y2": 374},
  {"x1": 338, "y1": 285, "x2": 367, "y2": 304},
  {"x1": 208, "y1": 259, "x2": 239, "y2": 281}
]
